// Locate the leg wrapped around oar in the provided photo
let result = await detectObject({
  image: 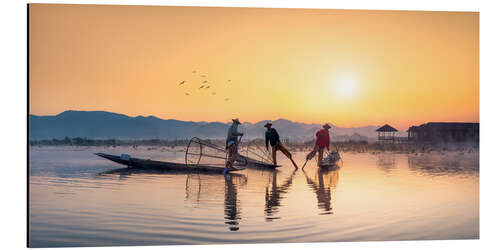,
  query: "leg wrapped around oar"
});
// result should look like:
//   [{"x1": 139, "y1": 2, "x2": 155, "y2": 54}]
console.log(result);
[
  {"x1": 306, "y1": 145, "x2": 319, "y2": 161},
  {"x1": 276, "y1": 142, "x2": 298, "y2": 168},
  {"x1": 271, "y1": 145, "x2": 278, "y2": 165},
  {"x1": 226, "y1": 142, "x2": 239, "y2": 170}
]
